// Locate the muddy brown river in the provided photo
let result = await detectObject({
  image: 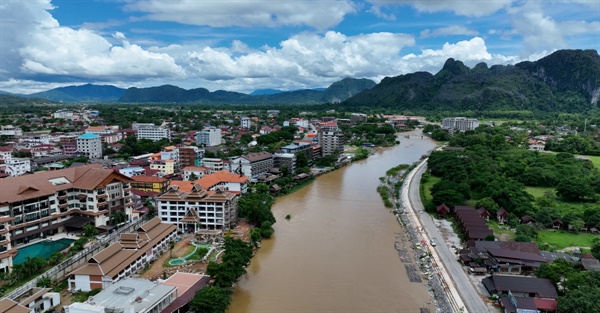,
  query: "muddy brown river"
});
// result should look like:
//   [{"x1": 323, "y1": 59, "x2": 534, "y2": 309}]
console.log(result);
[{"x1": 228, "y1": 129, "x2": 438, "y2": 313}]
